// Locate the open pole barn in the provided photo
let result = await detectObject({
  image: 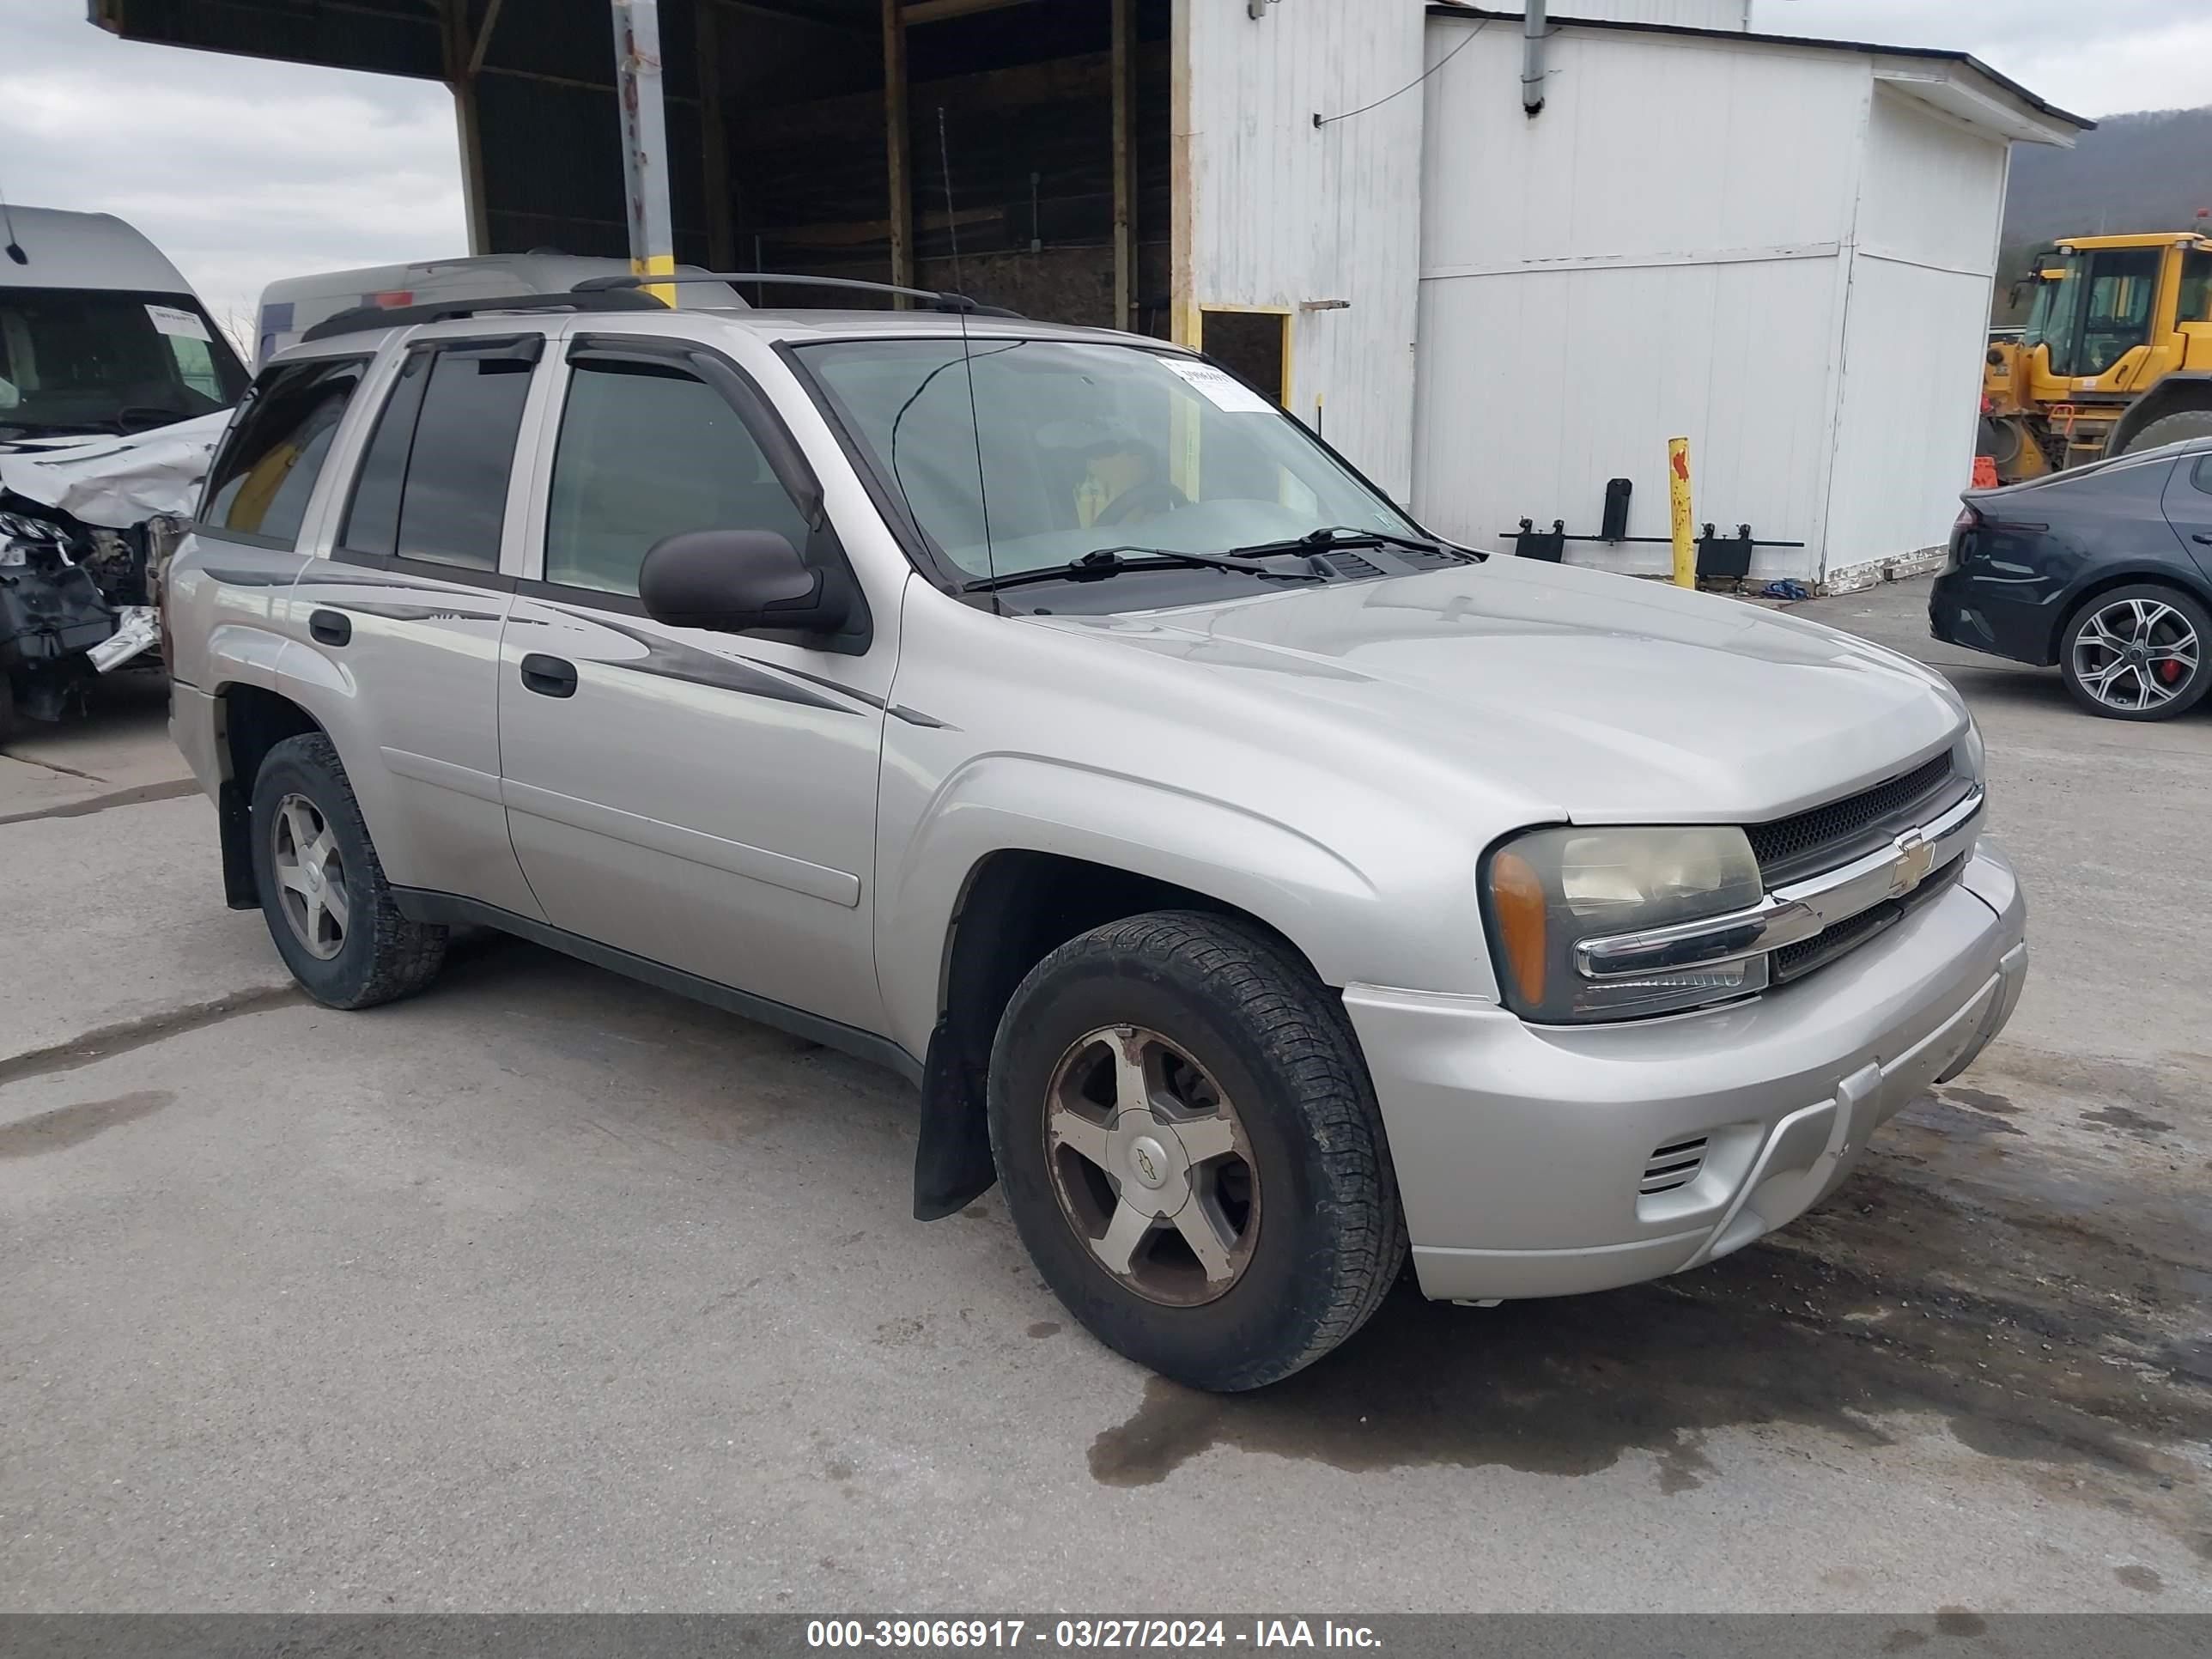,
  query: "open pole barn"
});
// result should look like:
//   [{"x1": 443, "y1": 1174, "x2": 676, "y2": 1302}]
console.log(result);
[{"x1": 91, "y1": 0, "x2": 2087, "y2": 587}]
